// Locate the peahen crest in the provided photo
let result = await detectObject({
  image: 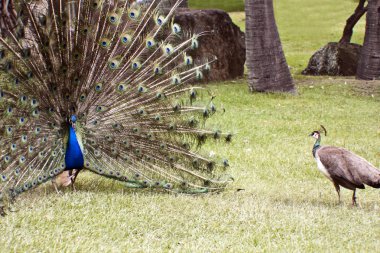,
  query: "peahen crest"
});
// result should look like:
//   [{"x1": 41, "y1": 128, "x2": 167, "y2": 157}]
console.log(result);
[{"x1": 0, "y1": 0, "x2": 232, "y2": 215}]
